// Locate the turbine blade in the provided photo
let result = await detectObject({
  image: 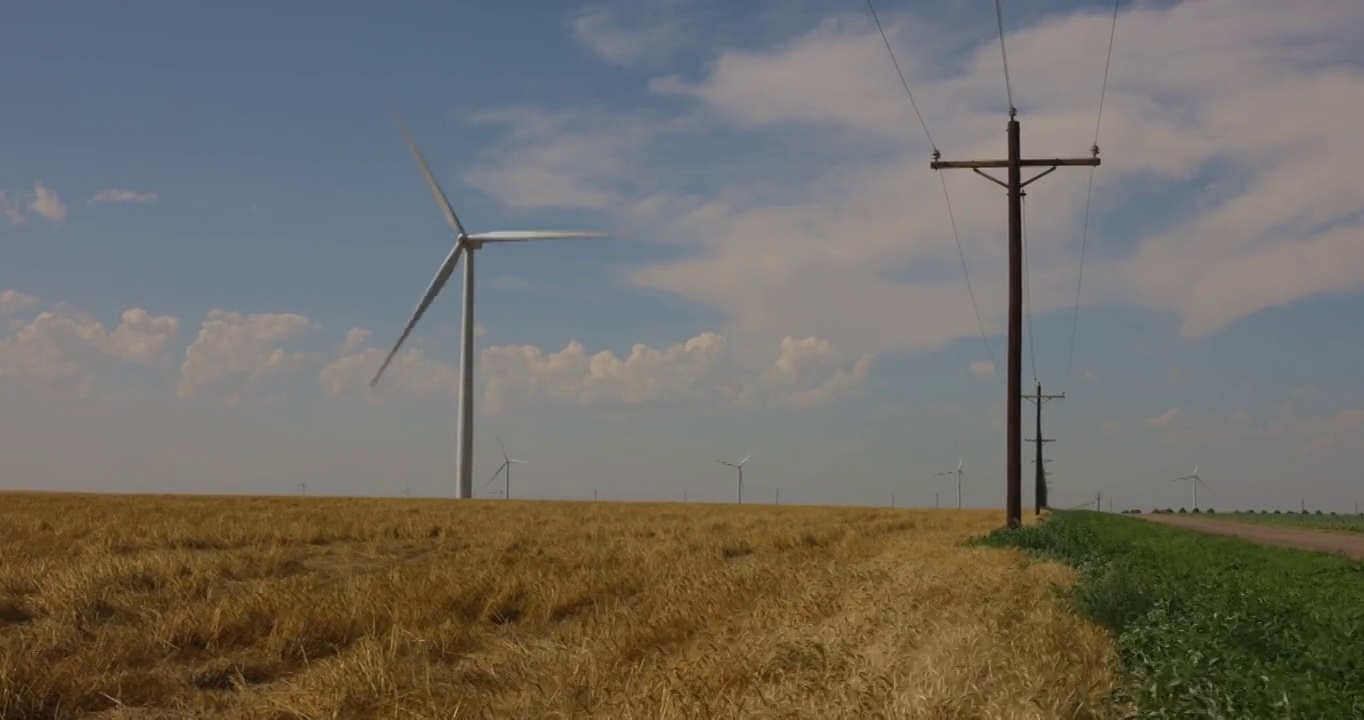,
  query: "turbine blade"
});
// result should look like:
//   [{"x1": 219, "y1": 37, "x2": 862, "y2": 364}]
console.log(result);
[
  {"x1": 370, "y1": 243, "x2": 465, "y2": 387},
  {"x1": 393, "y1": 110, "x2": 466, "y2": 237},
  {"x1": 508, "y1": 459, "x2": 526, "y2": 464},
  {"x1": 485, "y1": 462, "x2": 508, "y2": 487},
  {"x1": 738, "y1": 454, "x2": 751, "y2": 466},
  {"x1": 716, "y1": 460, "x2": 736, "y2": 467},
  {"x1": 497, "y1": 436, "x2": 508, "y2": 461},
  {"x1": 465, "y1": 230, "x2": 608, "y2": 243}
]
